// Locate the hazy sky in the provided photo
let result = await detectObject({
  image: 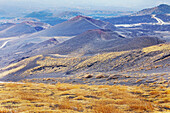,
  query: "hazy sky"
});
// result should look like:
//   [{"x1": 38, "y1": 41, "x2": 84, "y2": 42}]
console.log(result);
[{"x1": 0, "y1": 0, "x2": 170, "y2": 10}]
